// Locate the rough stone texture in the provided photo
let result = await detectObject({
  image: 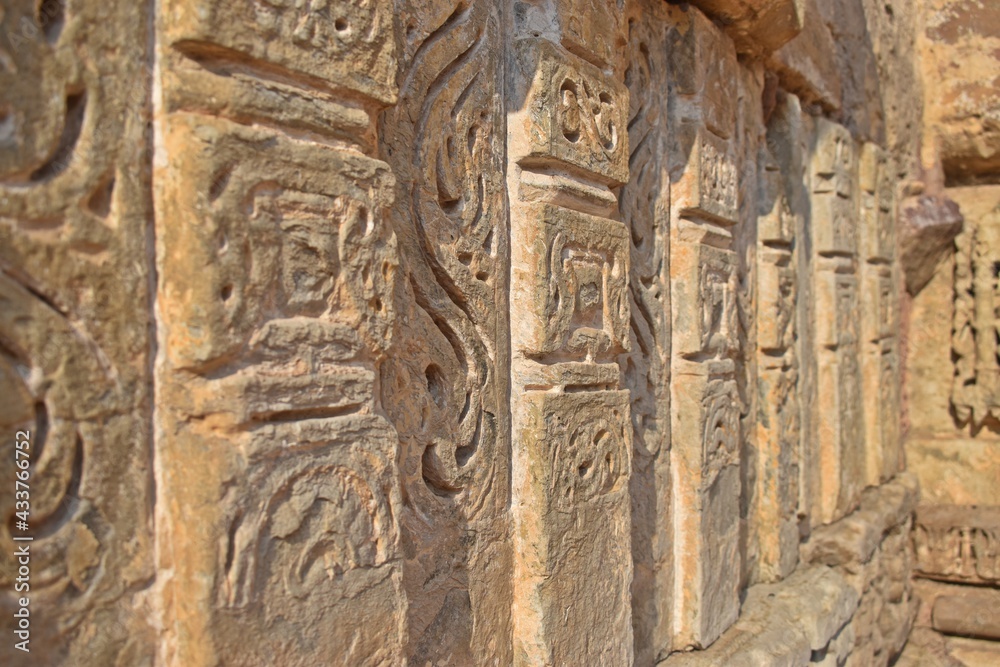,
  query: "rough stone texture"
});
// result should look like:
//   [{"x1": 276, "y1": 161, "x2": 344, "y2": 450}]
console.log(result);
[
  {"x1": 153, "y1": 1, "x2": 406, "y2": 664},
  {"x1": 688, "y1": 0, "x2": 805, "y2": 56},
  {"x1": 906, "y1": 579, "x2": 1000, "y2": 665},
  {"x1": 5, "y1": 0, "x2": 995, "y2": 664},
  {"x1": 0, "y1": 0, "x2": 156, "y2": 664},
  {"x1": 899, "y1": 194, "x2": 963, "y2": 295},
  {"x1": 920, "y1": 0, "x2": 1000, "y2": 182},
  {"x1": 662, "y1": 566, "x2": 859, "y2": 667},
  {"x1": 914, "y1": 505, "x2": 1000, "y2": 586},
  {"x1": 767, "y1": 0, "x2": 842, "y2": 113},
  {"x1": 801, "y1": 474, "x2": 920, "y2": 667}
]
